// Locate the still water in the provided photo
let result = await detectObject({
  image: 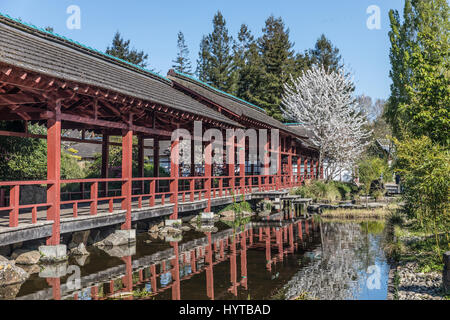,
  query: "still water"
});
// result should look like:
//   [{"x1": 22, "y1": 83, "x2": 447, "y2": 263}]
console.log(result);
[{"x1": 9, "y1": 216, "x2": 390, "y2": 300}]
